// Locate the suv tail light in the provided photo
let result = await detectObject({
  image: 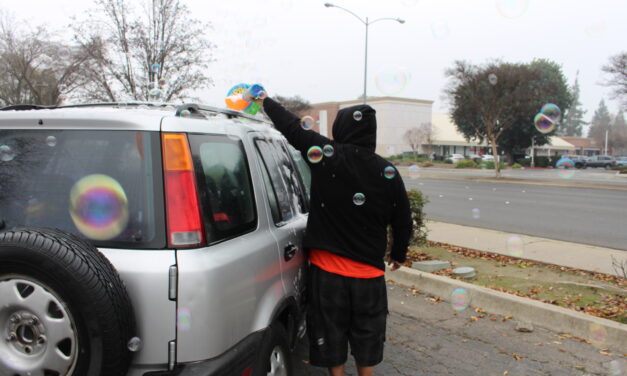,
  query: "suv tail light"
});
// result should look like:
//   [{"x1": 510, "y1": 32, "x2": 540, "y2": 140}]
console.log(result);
[{"x1": 162, "y1": 133, "x2": 205, "y2": 248}]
